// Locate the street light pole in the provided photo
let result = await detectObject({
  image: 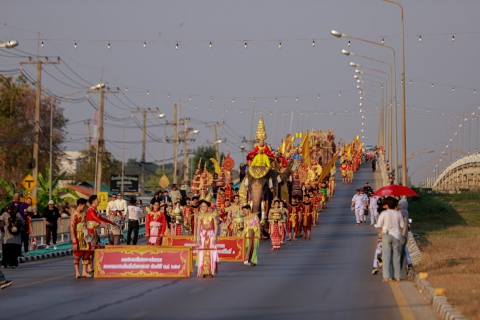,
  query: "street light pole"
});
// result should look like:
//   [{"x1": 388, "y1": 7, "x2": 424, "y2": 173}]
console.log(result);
[
  {"x1": 384, "y1": 0, "x2": 407, "y2": 186},
  {"x1": 332, "y1": 30, "x2": 399, "y2": 179}
]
